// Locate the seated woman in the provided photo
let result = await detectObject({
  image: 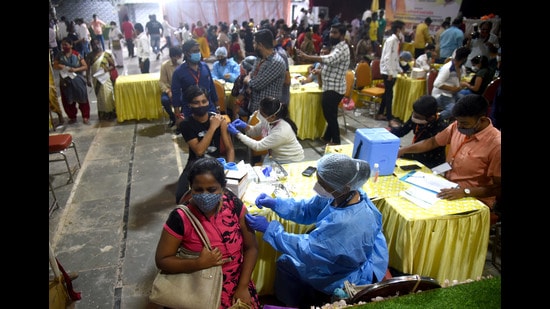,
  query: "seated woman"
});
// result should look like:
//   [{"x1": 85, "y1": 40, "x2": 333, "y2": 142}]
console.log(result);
[
  {"x1": 300, "y1": 45, "x2": 330, "y2": 85},
  {"x1": 458, "y1": 55, "x2": 493, "y2": 98},
  {"x1": 175, "y1": 85, "x2": 235, "y2": 203},
  {"x1": 153, "y1": 157, "x2": 261, "y2": 308},
  {"x1": 227, "y1": 96, "x2": 304, "y2": 165}
]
